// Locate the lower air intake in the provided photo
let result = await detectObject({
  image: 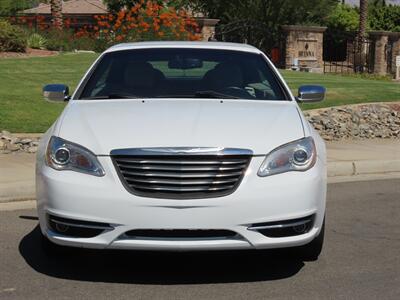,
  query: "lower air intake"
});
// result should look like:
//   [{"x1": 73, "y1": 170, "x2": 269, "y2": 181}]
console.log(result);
[{"x1": 124, "y1": 229, "x2": 238, "y2": 239}]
